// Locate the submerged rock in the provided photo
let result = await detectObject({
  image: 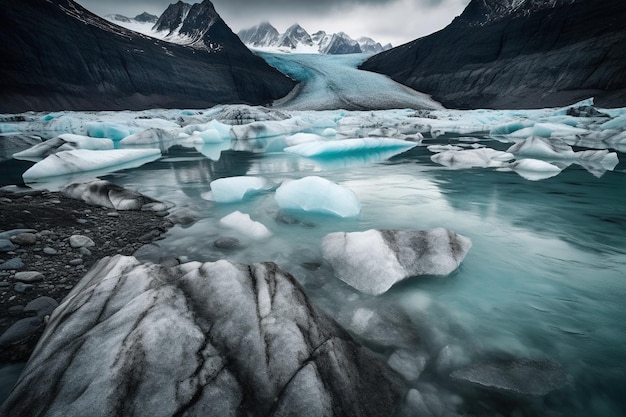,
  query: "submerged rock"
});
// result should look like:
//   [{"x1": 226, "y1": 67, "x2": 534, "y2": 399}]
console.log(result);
[
  {"x1": 1, "y1": 255, "x2": 404, "y2": 417},
  {"x1": 450, "y1": 358, "x2": 572, "y2": 396},
  {"x1": 322, "y1": 228, "x2": 472, "y2": 295}
]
